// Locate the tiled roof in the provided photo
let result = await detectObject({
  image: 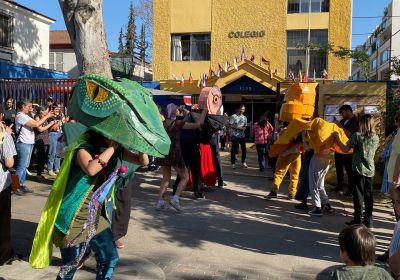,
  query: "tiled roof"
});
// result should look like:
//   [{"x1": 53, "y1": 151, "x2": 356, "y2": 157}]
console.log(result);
[{"x1": 50, "y1": 30, "x2": 72, "y2": 46}]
